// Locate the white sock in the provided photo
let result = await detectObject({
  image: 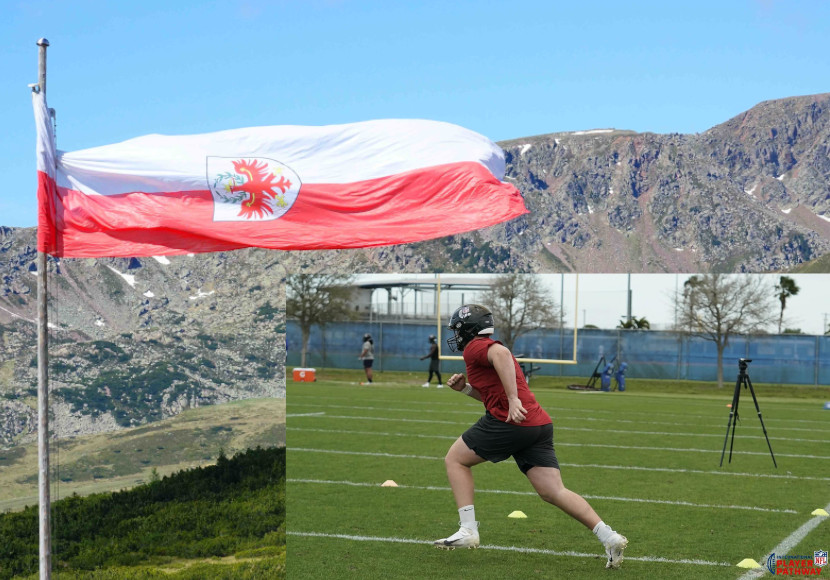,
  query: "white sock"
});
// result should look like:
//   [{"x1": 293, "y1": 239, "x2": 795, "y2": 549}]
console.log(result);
[
  {"x1": 458, "y1": 505, "x2": 477, "y2": 529},
  {"x1": 592, "y1": 521, "x2": 614, "y2": 544}
]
